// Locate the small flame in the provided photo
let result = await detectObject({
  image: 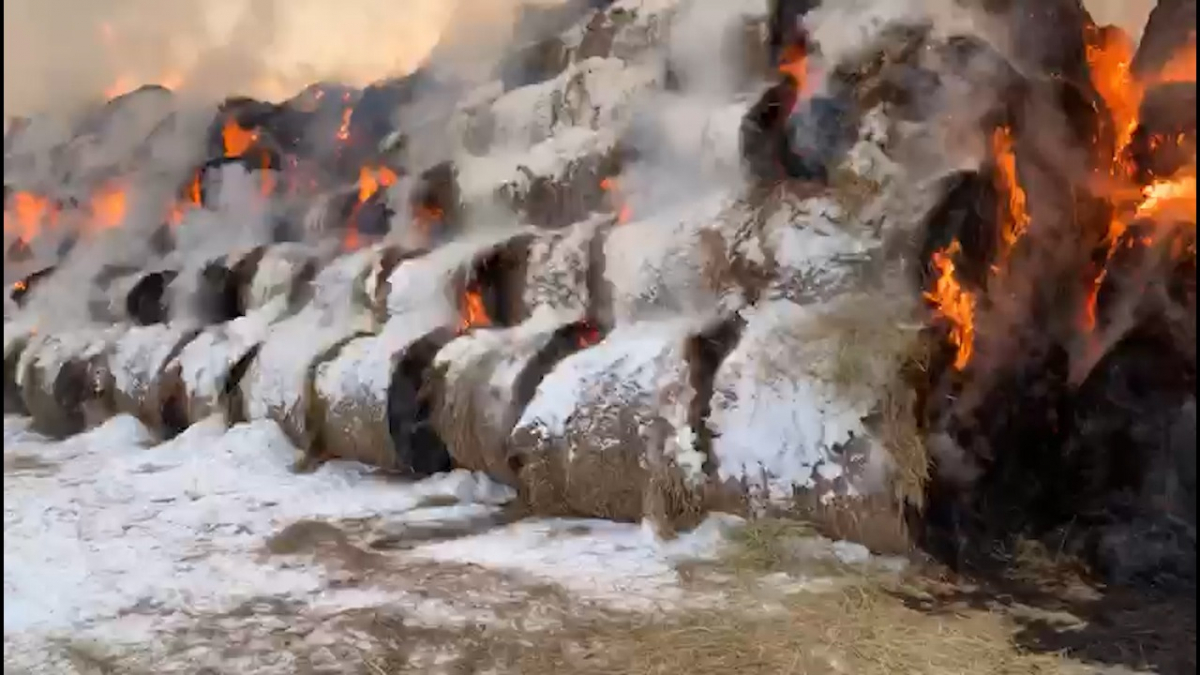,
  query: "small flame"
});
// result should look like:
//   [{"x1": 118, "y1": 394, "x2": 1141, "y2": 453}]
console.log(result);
[
  {"x1": 577, "y1": 323, "x2": 602, "y2": 349},
  {"x1": 222, "y1": 120, "x2": 257, "y2": 158},
  {"x1": 600, "y1": 176, "x2": 632, "y2": 224},
  {"x1": 336, "y1": 108, "x2": 353, "y2": 142},
  {"x1": 358, "y1": 165, "x2": 399, "y2": 202},
  {"x1": 777, "y1": 42, "x2": 808, "y2": 91},
  {"x1": 458, "y1": 285, "x2": 492, "y2": 332},
  {"x1": 90, "y1": 184, "x2": 128, "y2": 230},
  {"x1": 991, "y1": 126, "x2": 1031, "y2": 257},
  {"x1": 924, "y1": 240, "x2": 977, "y2": 371}
]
